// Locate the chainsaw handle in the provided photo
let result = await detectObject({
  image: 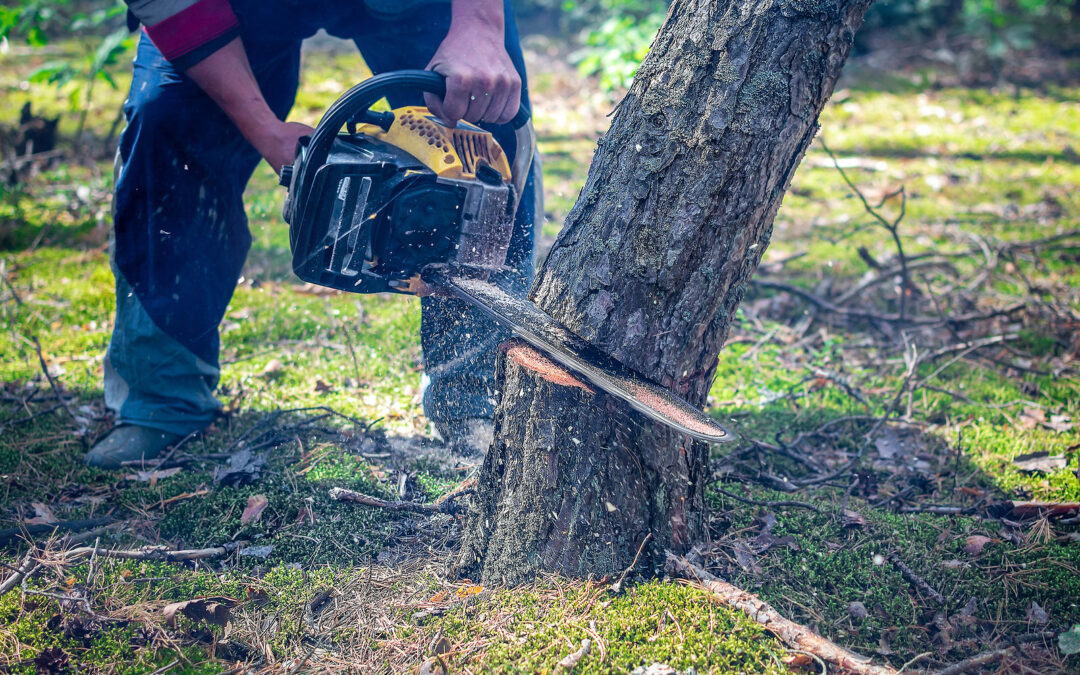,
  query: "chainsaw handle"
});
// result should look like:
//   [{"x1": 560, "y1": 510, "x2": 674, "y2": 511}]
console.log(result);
[{"x1": 305, "y1": 70, "x2": 529, "y2": 171}]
